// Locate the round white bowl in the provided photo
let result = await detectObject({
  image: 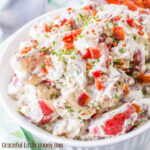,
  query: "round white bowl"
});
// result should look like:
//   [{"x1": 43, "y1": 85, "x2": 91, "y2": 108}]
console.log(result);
[{"x1": 0, "y1": 8, "x2": 150, "y2": 150}]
